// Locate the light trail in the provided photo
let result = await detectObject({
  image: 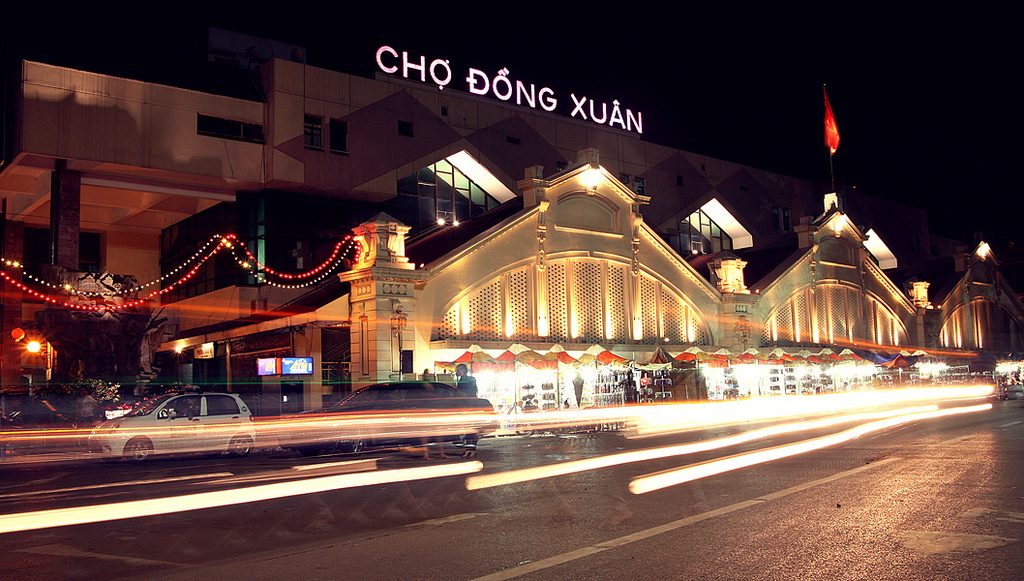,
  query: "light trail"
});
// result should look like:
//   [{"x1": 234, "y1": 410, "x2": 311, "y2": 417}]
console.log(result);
[
  {"x1": 0, "y1": 472, "x2": 233, "y2": 500},
  {"x1": 628, "y1": 403, "x2": 992, "y2": 494},
  {"x1": 0, "y1": 461, "x2": 482, "y2": 535},
  {"x1": 465, "y1": 405, "x2": 939, "y2": 490}
]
